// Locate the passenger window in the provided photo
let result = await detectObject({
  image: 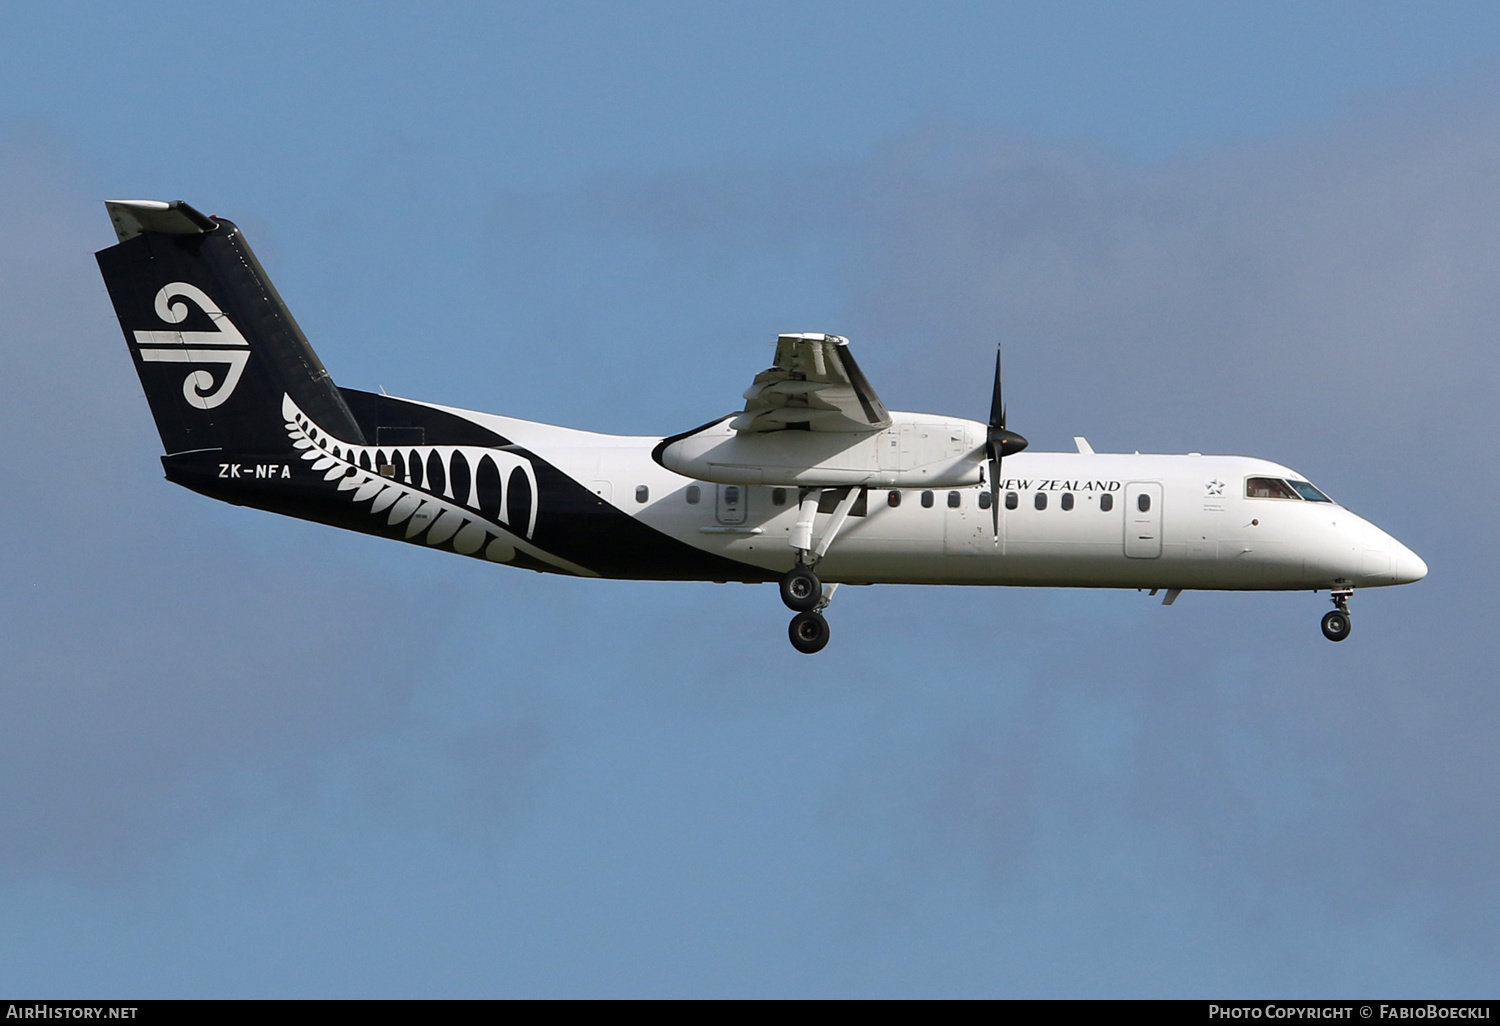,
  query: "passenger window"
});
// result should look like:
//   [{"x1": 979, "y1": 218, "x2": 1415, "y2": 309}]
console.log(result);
[
  {"x1": 1034, "y1": 492, "x2": 1047, "y2": 510},
  {"x1": 1061, "y1": 492, "x2": 1074, "y2": 511},
  {"x1": 947, "y1": 491, "x2": 960, "y2": 508},
  {"x1": 921, "y1": 490, "x2": 934, "y2": 508},
  {"x1": 724, "y1": 486, "x2": 740, "y2": 505},
  {"x1": 635, "y1": 485, "x2": 649, "y2": 503},
  {"x1": 1246, "y1": 477, "x2": 1299, "y2": 500},
  {"x1": 772, "y1": 487, "x2": 787, "y2": 507},
  {"x1": 1100, "y1": 493, "x2": 1113, "y2": 513},
  {"x1": 686, "y1": 485, "x2": 701, "y2": 505},
  {"x1": 887, "y1": 490, "x2": 901, "y2": 508},
  {"x1": 1137, "y1": 493, "x2": 1151, "y2": 512},
  {"x1": 977, "y1": 491, "x2": 992, "y2": 510},
  {"x1": 1005, "y1": 491, "x2": 1018, "y2": 510}
]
